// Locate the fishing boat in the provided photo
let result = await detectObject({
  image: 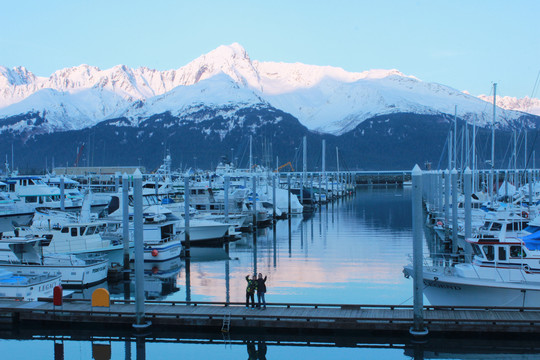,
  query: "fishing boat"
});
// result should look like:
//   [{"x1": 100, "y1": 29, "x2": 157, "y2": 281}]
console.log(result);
[
  {"x1": 404, "y1": 211, "x2": 540, "y2": 307},
  {"x1": 0, "y1": 267, "x2": 61, "y2": 301},
  {"x1": 0, "y1": 236, "x2": 108, "y2": 287}
]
